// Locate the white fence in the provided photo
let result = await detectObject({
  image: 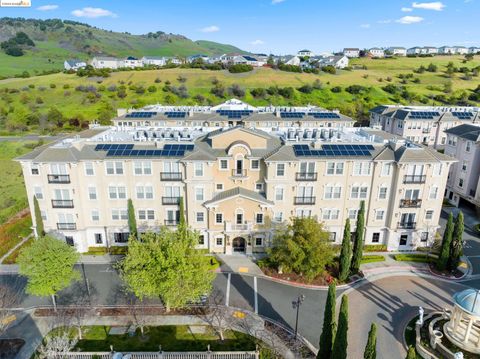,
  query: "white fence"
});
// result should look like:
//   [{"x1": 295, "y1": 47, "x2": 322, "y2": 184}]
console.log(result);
[{"x1": 63, "y1": 352, "x2": 258, "y2": 359}]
